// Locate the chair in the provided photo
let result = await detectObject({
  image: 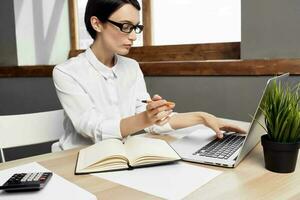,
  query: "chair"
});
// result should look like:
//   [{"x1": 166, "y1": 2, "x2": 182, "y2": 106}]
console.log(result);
[{"x1": 0, "y1": 109, "x2": 65, "y2": 162}]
